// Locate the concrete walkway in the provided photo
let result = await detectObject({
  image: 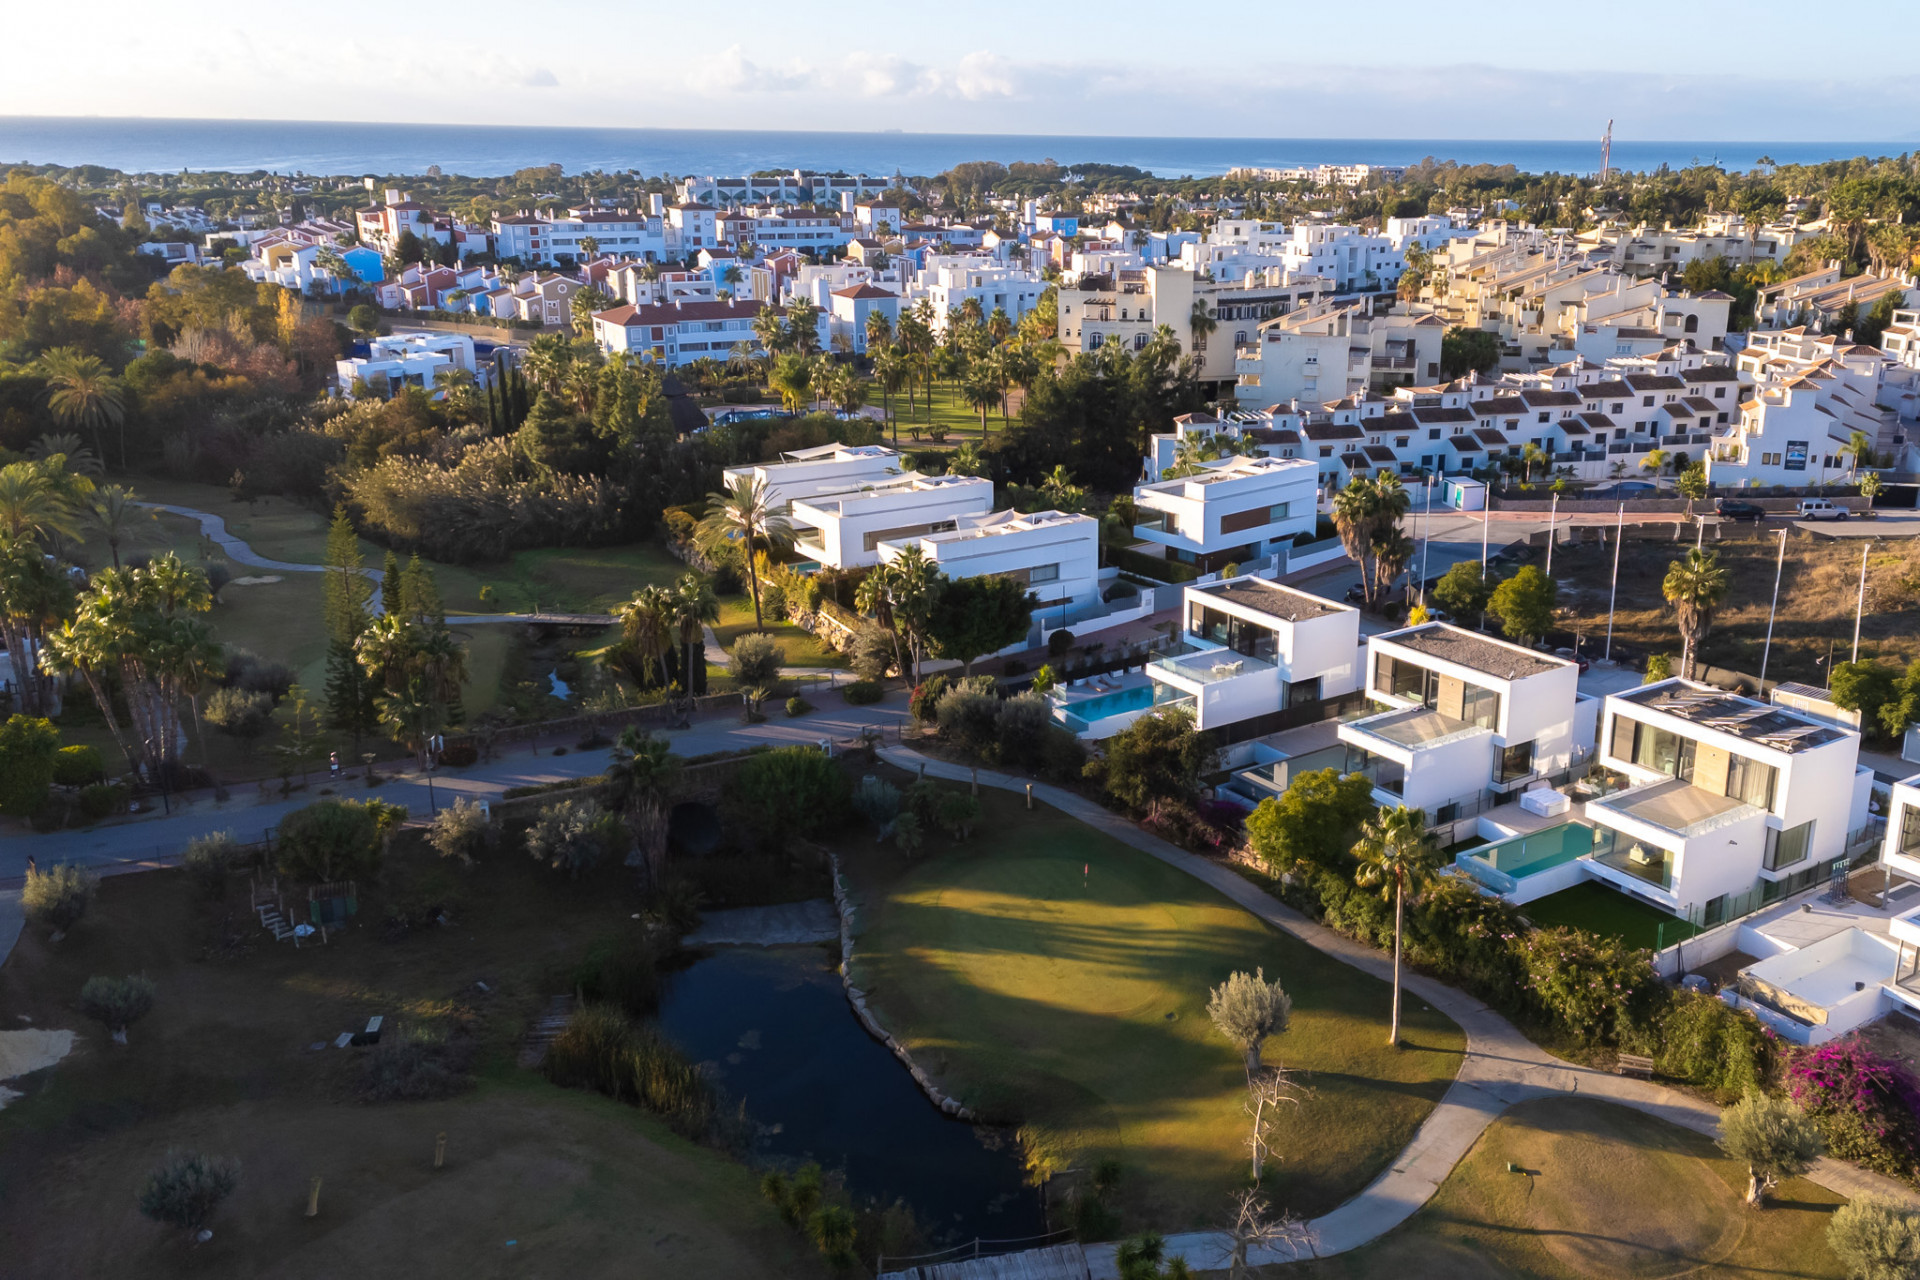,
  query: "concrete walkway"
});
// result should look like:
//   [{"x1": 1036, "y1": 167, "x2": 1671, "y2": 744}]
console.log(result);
[{"x1": 874, "y1": 746, "x2": 1920, "y2": 1273}]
